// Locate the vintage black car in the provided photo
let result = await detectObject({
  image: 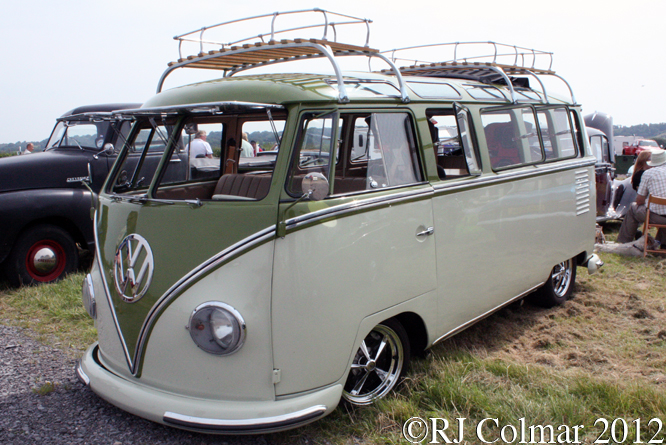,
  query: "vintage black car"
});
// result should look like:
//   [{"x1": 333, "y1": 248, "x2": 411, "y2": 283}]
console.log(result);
[{"x1": 0, "y1": 103, "x2": 140, "y2": 286}]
